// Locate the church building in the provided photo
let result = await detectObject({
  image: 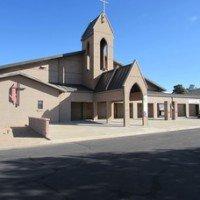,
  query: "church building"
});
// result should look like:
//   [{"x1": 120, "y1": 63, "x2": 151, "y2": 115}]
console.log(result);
[{"x1": 0, "y1": 12, "x2": 200, "y2": 130}]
